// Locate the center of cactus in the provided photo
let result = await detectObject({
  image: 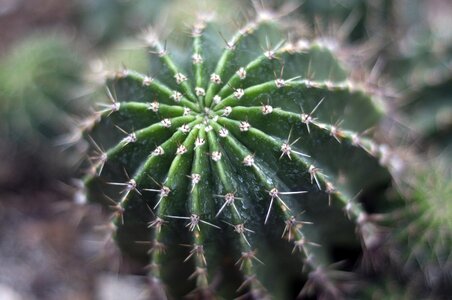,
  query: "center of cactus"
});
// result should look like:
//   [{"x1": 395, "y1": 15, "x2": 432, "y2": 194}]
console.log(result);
[{"x1": 82, "y1": 12, "x2": 391, "y2": 299}]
